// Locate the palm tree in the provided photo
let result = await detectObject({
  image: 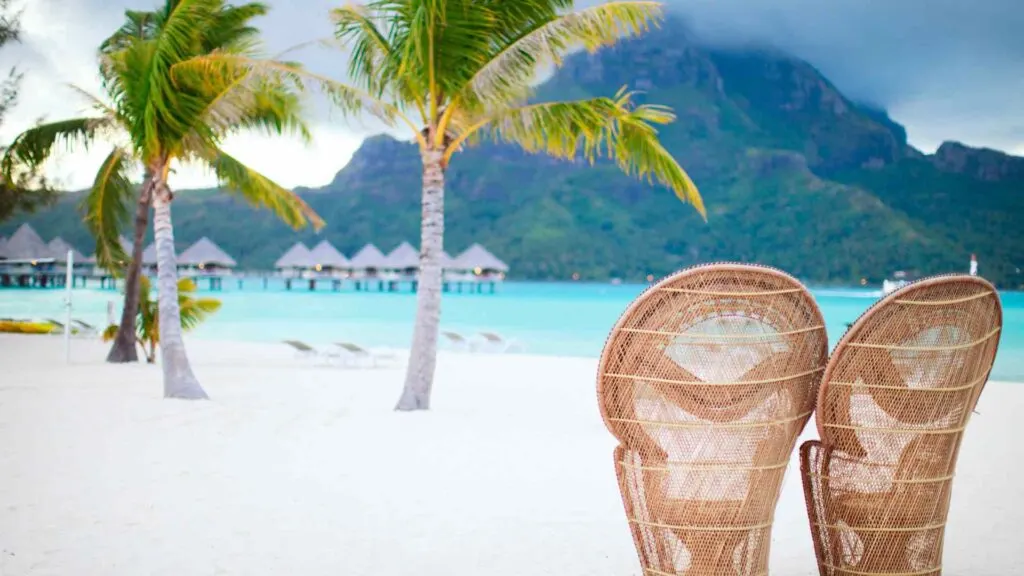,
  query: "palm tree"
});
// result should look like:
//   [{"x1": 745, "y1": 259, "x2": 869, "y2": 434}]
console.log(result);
[
  {"x1": 103, "y1": 276, "x2": 222, "y2": 363},
  {"x1": 159, "y1": 0, "x2": 706, "y2": 410},
  {"x1": 2, "y1": 0, "x2": 323, "y2": 399}
]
